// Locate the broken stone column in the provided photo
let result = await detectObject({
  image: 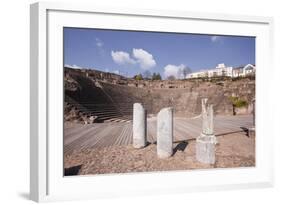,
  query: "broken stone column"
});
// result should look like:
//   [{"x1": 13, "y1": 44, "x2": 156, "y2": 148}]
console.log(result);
[
  {"x1": 133, "y1": 103, "x2": 147, "y2": 148},
  {"x1": 157, "y1": 107, "x2": 173, "y2": 158},
  {"x1": 252, "y1": 98, "x2": 255, "y2": 126},
  {"x1": 248, "y1": 98, "x2": 255, "y2": 138},
  {"x1": 201, "y1": 98, "x2": 214, "y2": 135},
  {"x1": 196, "y1": 98, "x2": 217, "y2": 164}
]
